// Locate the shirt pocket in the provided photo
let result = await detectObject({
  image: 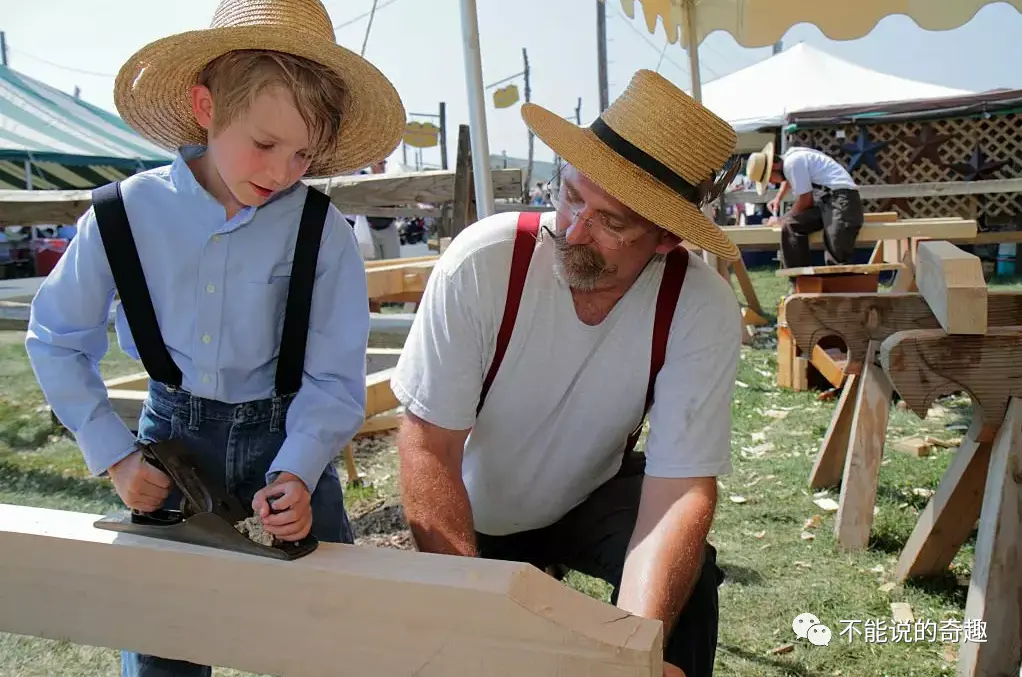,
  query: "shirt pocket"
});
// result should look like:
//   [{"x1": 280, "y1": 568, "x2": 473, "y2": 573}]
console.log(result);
[{"x1": 230, "y1": 261, "x2": 294, "y2": 367}]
